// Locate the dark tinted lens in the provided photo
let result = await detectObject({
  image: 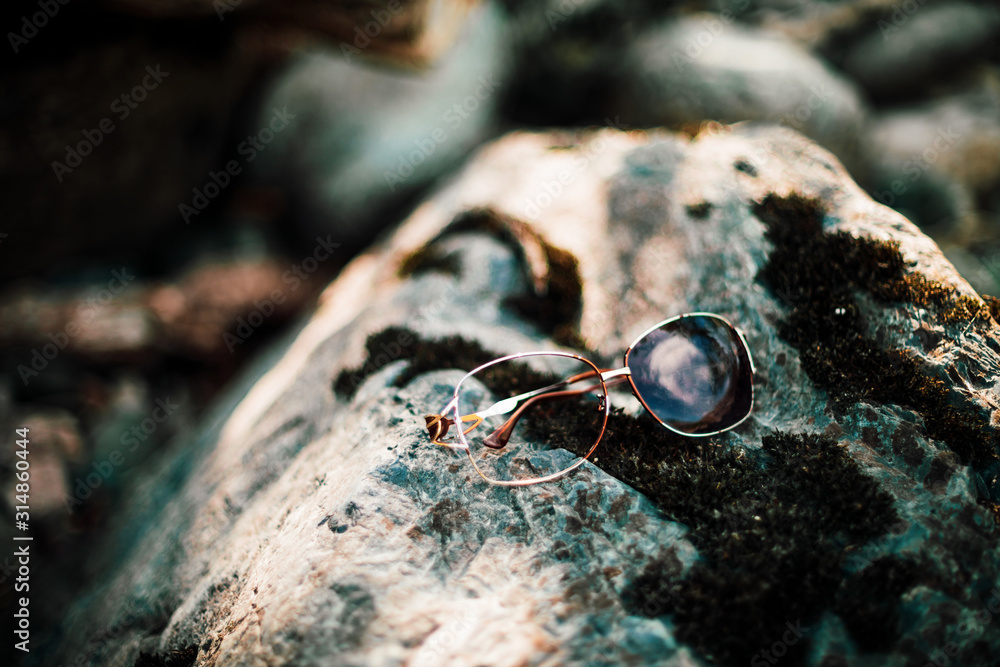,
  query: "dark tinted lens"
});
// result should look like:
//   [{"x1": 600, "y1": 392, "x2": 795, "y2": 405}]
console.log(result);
[{"x1": 626, "y1": 315, "x2": 753, "y2": 435}]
